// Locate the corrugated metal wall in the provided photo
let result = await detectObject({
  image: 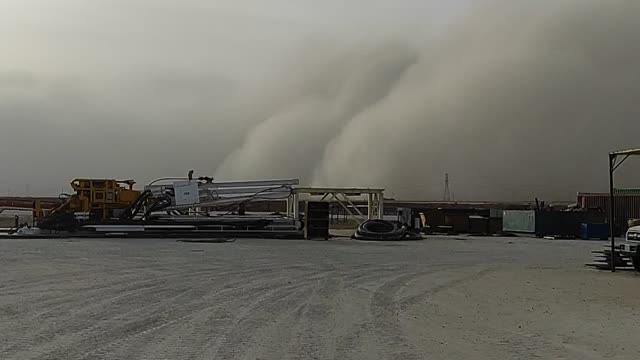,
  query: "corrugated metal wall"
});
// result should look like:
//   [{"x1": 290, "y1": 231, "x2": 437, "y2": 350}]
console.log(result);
[{"x1": 578, "y1": 191, "x2": 640, "y2": 232}]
